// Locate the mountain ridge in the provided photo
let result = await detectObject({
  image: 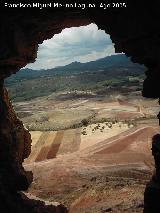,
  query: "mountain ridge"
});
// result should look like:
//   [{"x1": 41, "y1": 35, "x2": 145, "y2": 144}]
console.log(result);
[
  {"x1": 5, "y1": 54, "x2": 146, "y2": 102},
  {"x1": 10, "y1": 54, "x2": 145, "y2": 80}
]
